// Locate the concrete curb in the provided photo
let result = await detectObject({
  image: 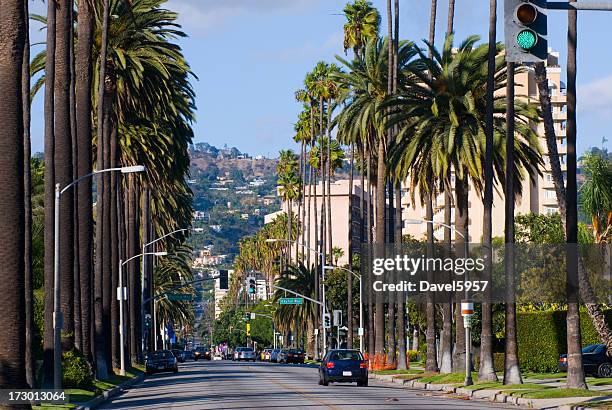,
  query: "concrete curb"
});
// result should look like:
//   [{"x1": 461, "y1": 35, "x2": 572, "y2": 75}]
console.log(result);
[
  {"x1": 369, "y1": 373, "x2": 611, "y2": 409},
  {"x1": 75, "y1": 373, "x2": 144, "y2": 410}
]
